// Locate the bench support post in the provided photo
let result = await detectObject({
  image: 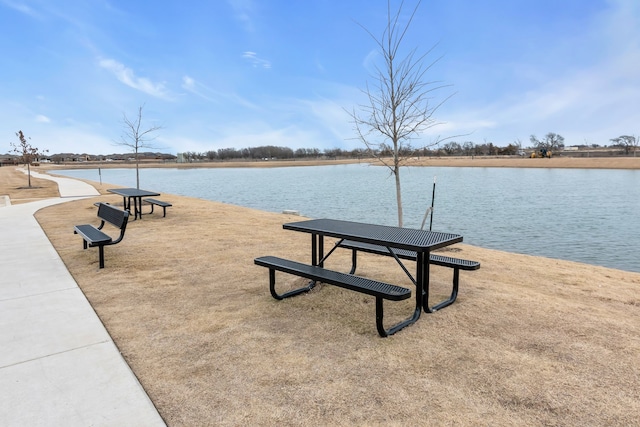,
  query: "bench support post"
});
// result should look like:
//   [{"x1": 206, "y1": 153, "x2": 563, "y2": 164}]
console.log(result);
[
  {"x1": 345, "y1": 244, "x2": 477, "y2": 313},
  {"x1": 428, "y1": 268, "x2": 460, "y2": 312},
  {"x1": 147, "y1": 203, "x2": 167, "y2": 217},
  {"x1": 375, "y1": 297, "x2": 421, "y2": 337},
  {"x1": 263, "y1": 263, "x2": 417, "y2": 337},
  {"x1": 268, "y1": 268, "x2": 317, "y2": 300},
  {"x1": 98, "y1": 246, "x2": 105, "y2": 269}
]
